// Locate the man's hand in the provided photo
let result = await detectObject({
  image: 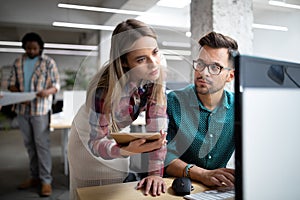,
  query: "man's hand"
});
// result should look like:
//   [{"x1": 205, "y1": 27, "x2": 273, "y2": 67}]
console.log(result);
[
  {"x1": 136, "y1": 175, "x2": 166, "y2": 196},
  {"x1": 36, "y1": 89, "x2": 49, "y2": 97},
  {"x1": 0, "y1": 95, "x2": 2, "y2": 110},
  {"x1": 8, "y1": 86, "x2": 19, "y2": 92},
  {"x1": 36, "y1": 87, "x2": 57, "y2": 98},
  {"x1": 196, "y1": 168, "x2": 235, "y2": 187}
]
